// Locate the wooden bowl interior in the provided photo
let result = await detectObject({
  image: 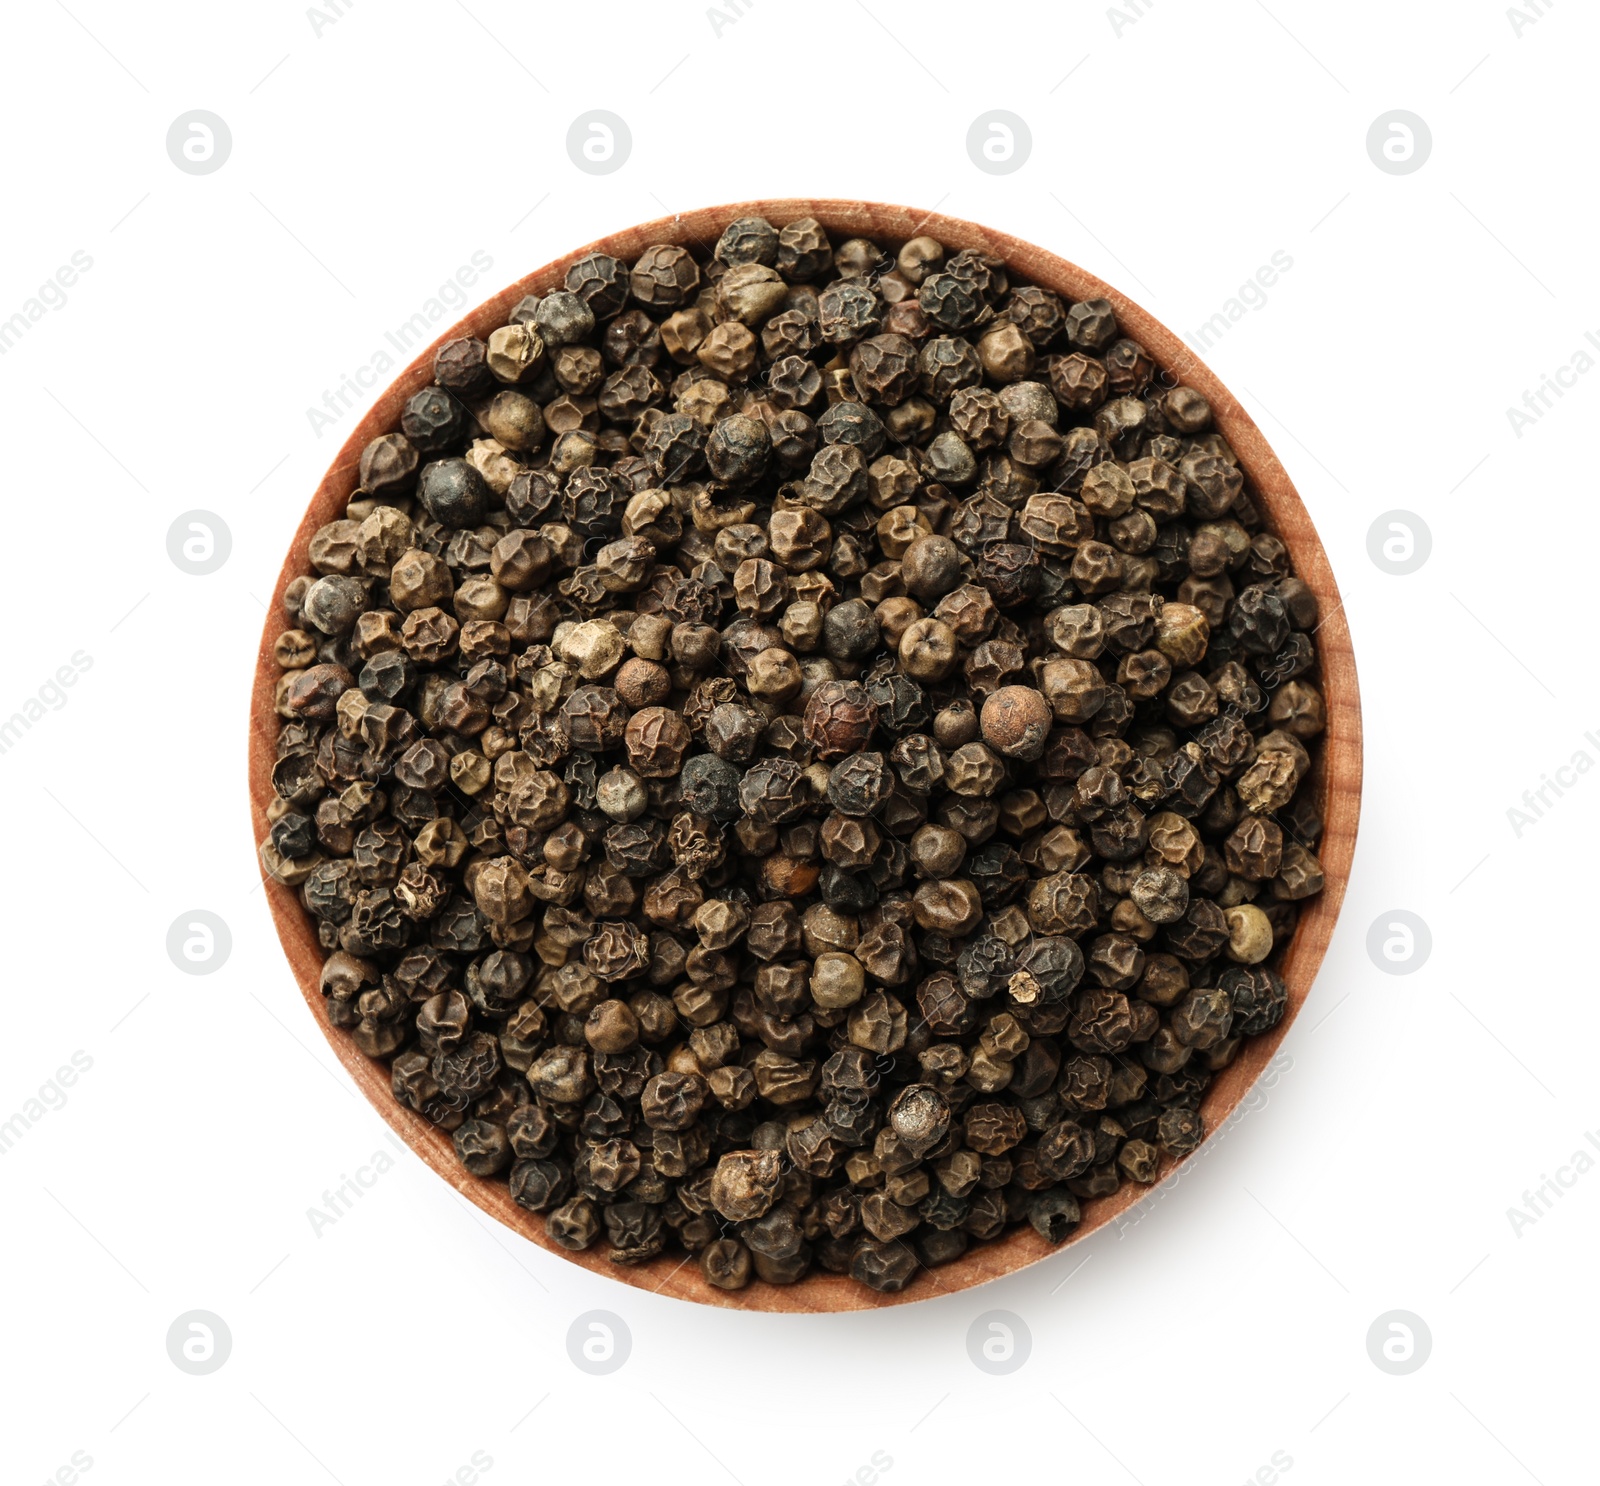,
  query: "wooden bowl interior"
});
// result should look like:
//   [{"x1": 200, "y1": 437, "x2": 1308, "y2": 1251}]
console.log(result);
[{"x1": 248, "y1": 200, "x2": 1362, "y2": 1312}]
